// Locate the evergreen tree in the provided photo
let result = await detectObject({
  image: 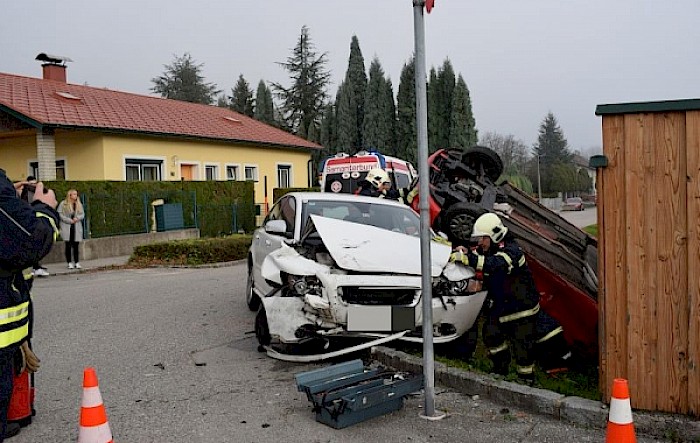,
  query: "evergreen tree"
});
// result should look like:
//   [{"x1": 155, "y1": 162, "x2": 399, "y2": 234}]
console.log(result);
[
  {"x1": 151, "y1": 53, "x2": 220, "y2": 104},
  {"x1": 363, "y1": 58, "x2": 395, "y2": 154},
  {"x1": 427, "y1": 67, "x2": 440, "y2": 152},
  {"x1": 427, "y1": 60, "x2": 456, "y2": 152},
  {"x1": 319, "y1": 102, "x2": 337, "y2": 151},
  {"x1": 335, "y1": 82, "x2": 356, "y2": 151},
  {"x1": 532, "y1": 112, "x2": 573, "y2": 194},
  {"x1": 254, "y1": 80, "x2": 275, "y2": 125},
  {"x1": 229, "y1": 74, "x2": 254, "y2": 117},
  {"x1": 449, "y1": 74, "x2": 477, "y2": 149},
  {"x1": 344, "y1": 35, "x2": 367, "y2": 149},
  {"x1": 216, "y1": 94, "x2": 228, "y2": 108},
  {"x1": 271, "y1": 26, "x2": 330, "y2": 138},
  {"x1": 396, "y1": 57, "x2": 417, "y2": 164},
  {"x1": 383, "y1": 77, "x2": 397, "y2": 156}
]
